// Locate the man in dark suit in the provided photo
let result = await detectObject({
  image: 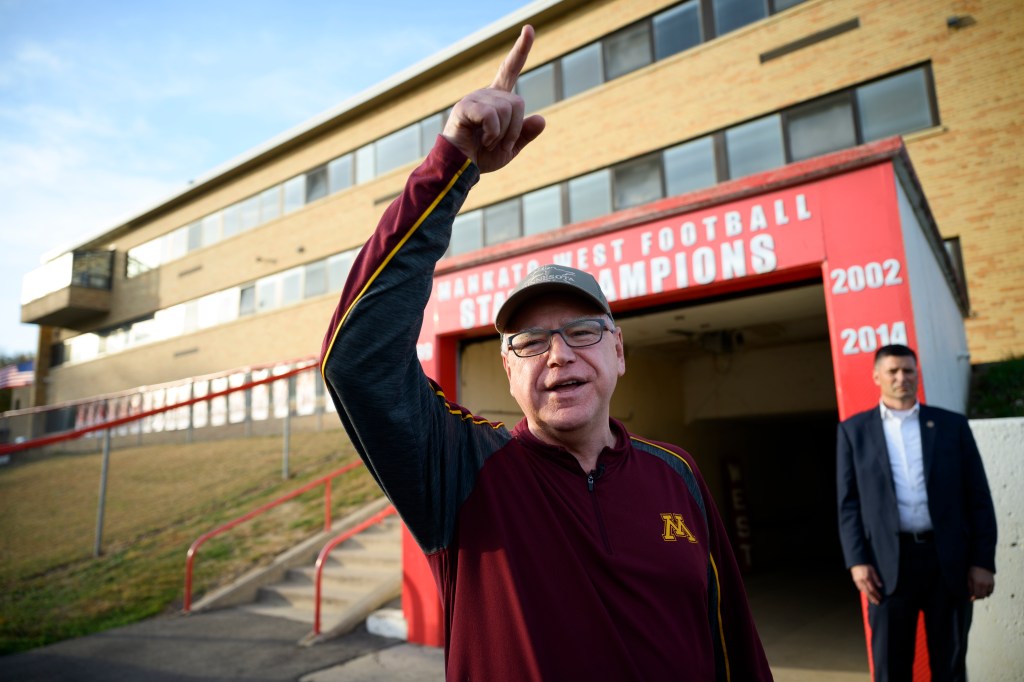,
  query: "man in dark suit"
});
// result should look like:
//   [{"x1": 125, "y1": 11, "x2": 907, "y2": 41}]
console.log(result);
[{"x1": 836, "y1": 344, "x2": 997, "y2": 681}]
